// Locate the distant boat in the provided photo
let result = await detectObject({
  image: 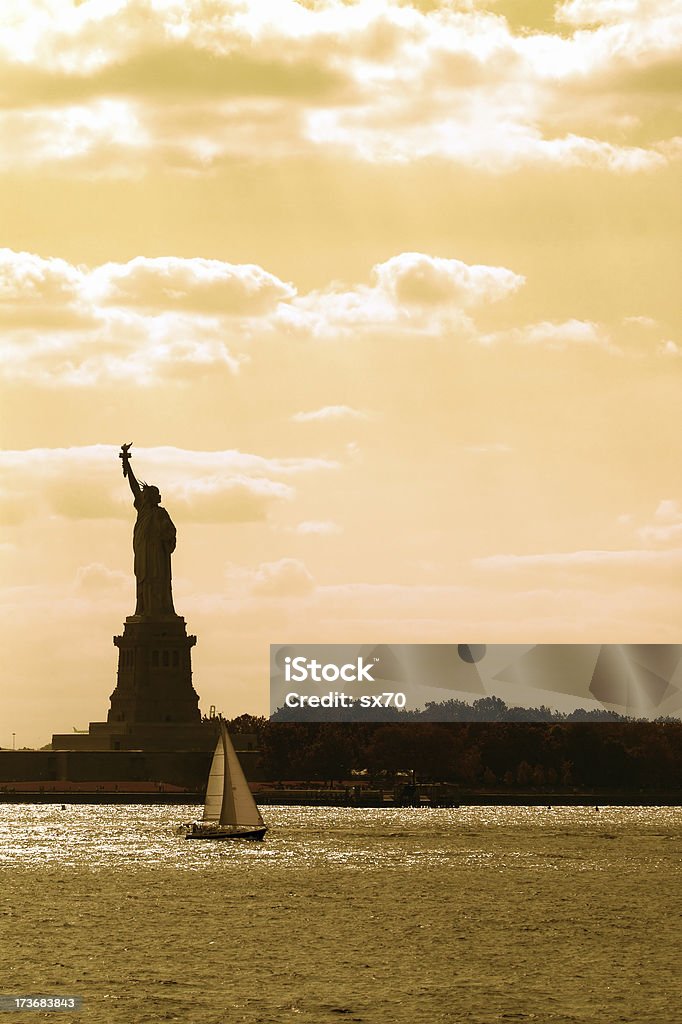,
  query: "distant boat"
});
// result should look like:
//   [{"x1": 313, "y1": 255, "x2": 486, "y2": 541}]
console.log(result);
[{"x1": 185, "y1": 722, "x2": 267, "y2": 841}]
